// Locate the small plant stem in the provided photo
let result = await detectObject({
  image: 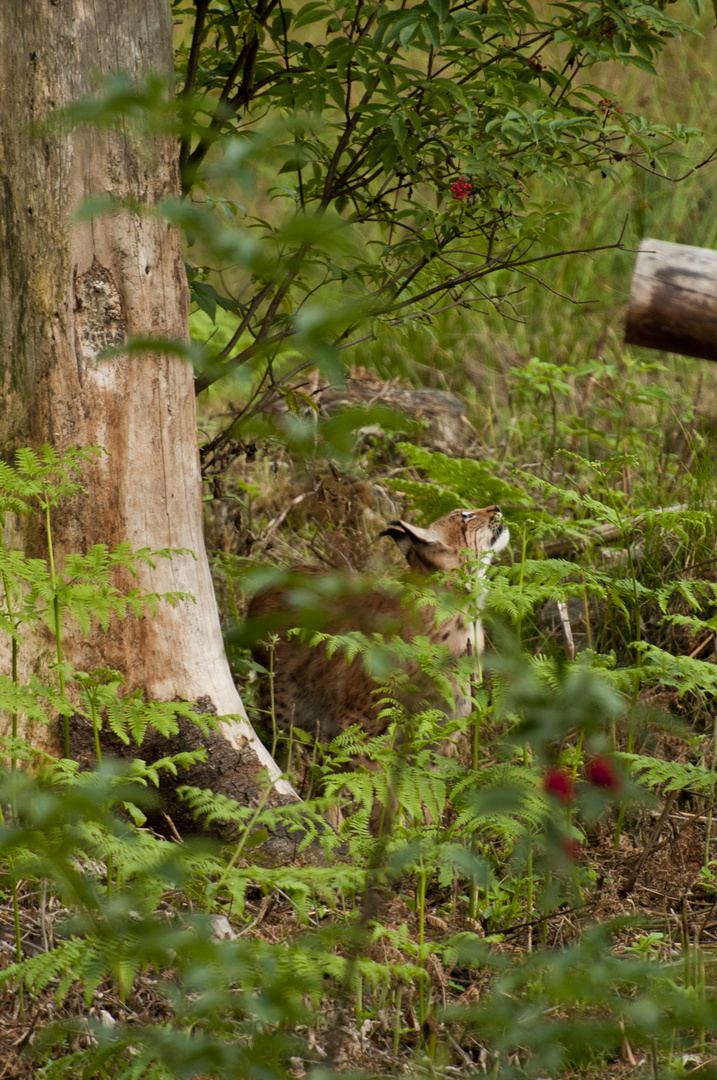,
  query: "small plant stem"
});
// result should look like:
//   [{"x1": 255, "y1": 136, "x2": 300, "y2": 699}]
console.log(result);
[
  {"x1": 515, "y1": 531, "x2": 529, "y2": 645},
  {"x1": 580, "y1": 574, "x2": 592, "y2": 650},
  {"x1": 45, "y1": 496, "x2": 69, "y2": 757},
  {"x1": 705, "y1": 714, "x2": 717, "y2": 868},
  {"x1": 626, "y1": 677, "x2": 639, "y2": 756},
  {"x1": 11, "y1": 860, "x2": 23, "y2": 1014},
  {"x1": 87, "y1": 691, "x2": 103, "y2": 767},
  {"x1": 393, "y1": 984, "x2": 403, "y2": 1056},
  {"x1": 568, "y1": 730, "x2": 584, "y2": 831},
  {"x1": 213, "y1": 782, "x2": 274, "y2": 902},
  {"x1": 309, "y1": 720, "x2": 321, "y2": 801},
  {"x1": 286, "y1": 708, "x2": 295, "y2": 779},
  {"x1": 603, "y1": 475, "x2": 642, "y2": 753},
  {"x1": 468, "y1": 692, "x2": 485, "y2": 918},
  {"x1": 468, "y1": 834, "x2": 481, "y2": 921},
  {"x1": 613, "y1": 802, "x2": 626, "y2": 853},
  {"x1": 0, "y1": 806, "x2": 24, "y2": 1013},
  {"x1": 377, "y1": 726, "x2": 399, "y2": 839},
  {"x1": 697, "y1": 929, "x2": 705, "y2": 1050},
  {"x1": 471, "y1": 689, "x2": 482, "y2": 774},
  {"x1": 269, "y1": 636, "x2": 278, "y2": 760},
  {"x1": 2, "y1": 567, "x2": 20, "y2": 817},
  {"x1": 417, "y1": 862, "x2": 428, "y2": 1030},
  {"x1": 222, "y1": 554, "x2": 241, "y2": 622},
  {"x1": 526, "y1": 820, "x2": 533, "y2": 953}
]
